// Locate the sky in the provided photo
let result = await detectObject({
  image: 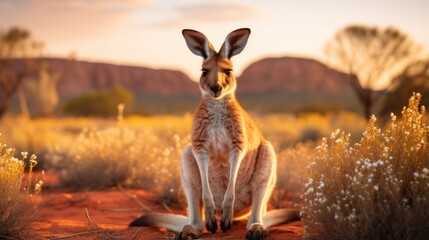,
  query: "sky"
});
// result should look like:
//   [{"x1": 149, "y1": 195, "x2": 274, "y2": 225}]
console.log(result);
[{"x1": 0, "y1": 0, "x2": 428, "y2": 81}]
